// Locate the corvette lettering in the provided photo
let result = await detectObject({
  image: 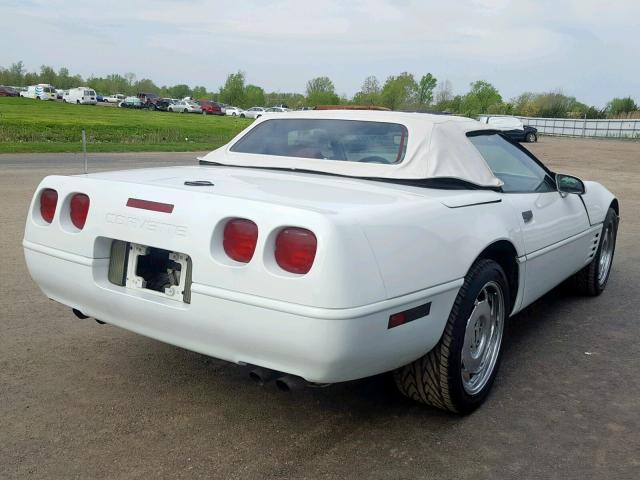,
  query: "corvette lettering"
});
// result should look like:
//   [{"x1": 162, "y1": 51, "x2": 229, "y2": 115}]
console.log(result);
[{"x1": 105, "y1": 213, "x2": 188, "y2": 237}]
